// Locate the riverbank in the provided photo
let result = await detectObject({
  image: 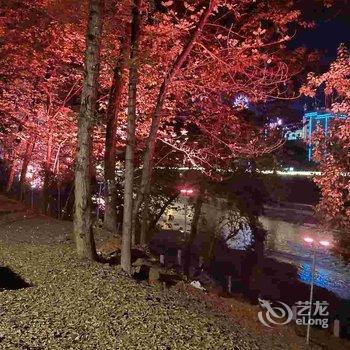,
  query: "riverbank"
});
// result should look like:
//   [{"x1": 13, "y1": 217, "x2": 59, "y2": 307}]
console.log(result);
[
  {"x1": 0, "y1": 197, "x2": 347, "y2": 349},
  {"x1": 0, "y1": 244, "x2": 312, "y2": 350}
]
